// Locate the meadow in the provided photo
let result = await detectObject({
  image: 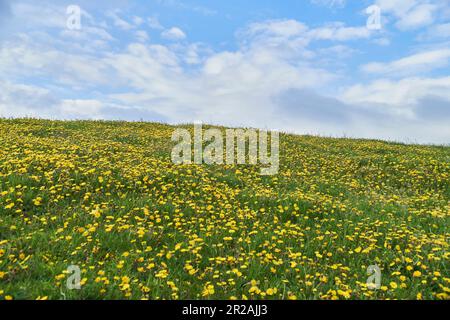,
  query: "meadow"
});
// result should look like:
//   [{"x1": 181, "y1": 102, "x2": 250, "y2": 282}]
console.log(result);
[{"x1": 0, "y1": 118, "x2": 448, "y2": 300}]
